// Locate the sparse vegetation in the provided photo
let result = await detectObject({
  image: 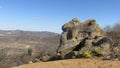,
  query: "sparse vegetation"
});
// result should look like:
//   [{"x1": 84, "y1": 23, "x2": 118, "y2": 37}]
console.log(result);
[
  {"x1": 93, "y1": 47, "x2": 101, "y2": 56},
  {"x1": 79, "y1": 47, "x2": 102, "y2": 58},
  {"x1": 0, "y1": 31, "x2": 60, "y2": 68},
  {"x1": 78, "y1": 46, "x2": 93, "y2": 58},
  {"x1": 104, "y1": 23, "x2": 120, "y2": 56},
  {"x1": 82, "y1": 50, "x2": 92, "y2": 58}
]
